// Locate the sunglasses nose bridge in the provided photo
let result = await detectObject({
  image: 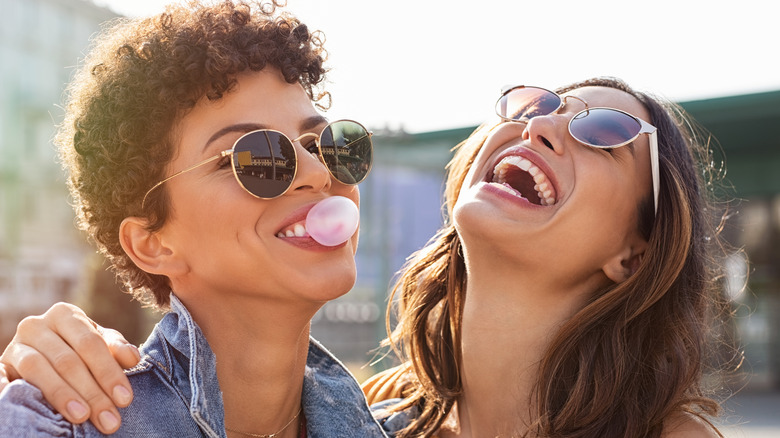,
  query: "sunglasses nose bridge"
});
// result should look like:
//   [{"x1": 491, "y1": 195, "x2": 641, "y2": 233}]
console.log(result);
[
  {"x1": 290, "y1": 142, "x2": 333, "y2": 194},
  {"x1": 561, "y1": 95, "x2": 588, "y2": 112},
  {"x1": 291, "y1": 132, "x2": 320, "y2": 148},
  {"x1": 290, "y1": 132, "x2": 331, "y2": 174}
]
